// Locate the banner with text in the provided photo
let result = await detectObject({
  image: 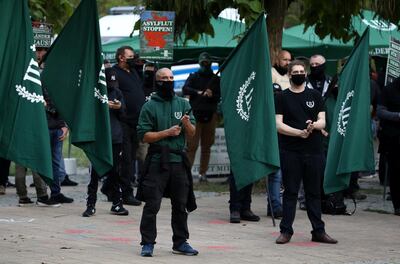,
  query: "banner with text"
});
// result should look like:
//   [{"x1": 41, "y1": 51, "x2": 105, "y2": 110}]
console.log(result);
[
  {"x1": 385, "y1": 37, "x2": 400, "y2": 85},
  {"x1": 140, "y1": 10, "x2": 174, "y2": 61}
]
